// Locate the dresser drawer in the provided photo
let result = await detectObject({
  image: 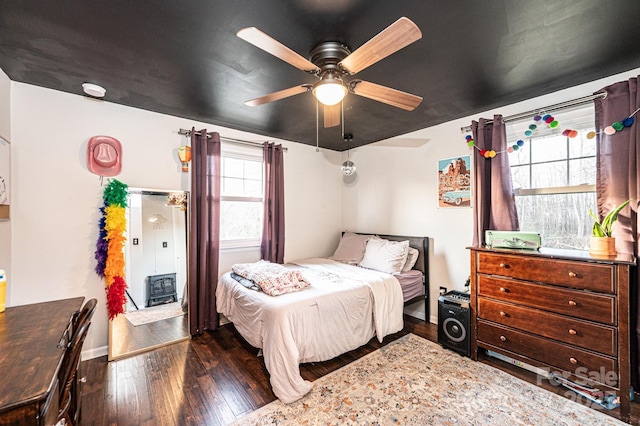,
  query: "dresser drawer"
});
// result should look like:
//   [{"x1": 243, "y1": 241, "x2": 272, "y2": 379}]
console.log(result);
[
  {"x1": 478, "y1": 297, "x2": 617, "y2": 356},
  {"x1": 478, "y1": 321, "x2": 617, "y2": 384},
  {"x1": 477, "y1": 252, "x2": 615, "y2": 294},
  {"x1": 478, "y1": 275, "x2": 615, "y2": 325}
]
